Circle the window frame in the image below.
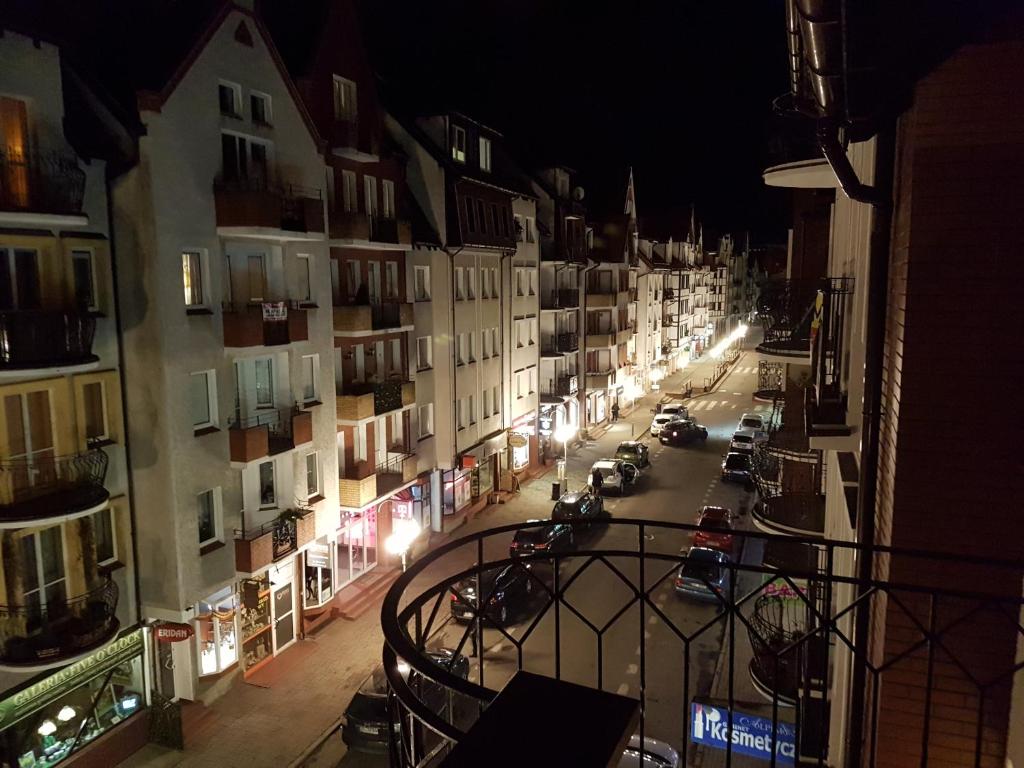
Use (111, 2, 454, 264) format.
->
(418, 403, 434, 438)
(182, 249, 207, 309)
(416, 336, 432, 371)
(71, 249, 99, 312)
(333, 75, 358, 120)
(414, 265, 431, 301)
(95, 507, 117, 566)
(258, 460, 277, 509)
(296, 253, 313, 304)
(197, 488, 222, 547)
(451, 125, 466, 163)
(218, 81, 242, 118)
(301, 353, 320, 404)
(305, 452, 321, 500)
(190, 370, 218, 432)
(82, 380, 110, 444)
(250, 90, 272, 126)
(479, 136, 492, 172)
(382, 179, 395, 219)
(341, 170, 358, 213)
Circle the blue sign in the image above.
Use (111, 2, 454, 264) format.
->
(690, 703, 796, 764)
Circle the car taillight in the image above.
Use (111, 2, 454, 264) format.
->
(675, 578, 685, 587)
(535, 542, 548, 550)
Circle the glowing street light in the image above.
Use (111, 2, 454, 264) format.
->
(554, 422, 577, 487)
(709, 323, 749, 359)
(385, 517, 422, 572)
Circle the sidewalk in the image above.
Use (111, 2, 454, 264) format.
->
(121, 346, 748, 768)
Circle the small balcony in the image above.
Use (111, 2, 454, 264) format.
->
(214, 179, 325, 240)
(370, 216, 413, 246)
(0, 311, 97, 373)
(752, 491, 825, 538)
(234, 507, 316, 574)
(748, 589, 828, 706)
(585, 331, 614, 348)
(337, 380, 415, 422)
(0, 580, 119, 670)
(329, 116, 379, 162)
(229, 407, 313, 463)
(340, 462, 377, 508)
(585, 290, 623, 309)
(330, 209, 370, 240)
(755, 279, 819, 359)
(376, 453, 418, 497)
(541, 332, 579, 357)
(555, 375, 578, 396)
(0, 450, 110, 529)
(540, 289, 580, 310)
(222, 302, 308, 348)
(333, 302, 414, 334)
(0, 148, 87, 227)
(806, 278, 855, 441)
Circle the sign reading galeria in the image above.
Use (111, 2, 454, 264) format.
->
(691, 702, 796, 764)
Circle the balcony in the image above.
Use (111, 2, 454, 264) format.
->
(554, 375, 578, 397)
(376, 453, 418, 497)
(337, 380, 414, 422)
(213, 179, 325, 241)
(0, 148, 87, 227)
(222, 302, 308, 347)
(0, 580, 118, 670)
(234, 507, 316, 574)
(329, 116, 379, 162)
(584, 331, 613, 348)
(585, 290, 625, 309)
(541, 333, 579, 357)
(540, 289, 580, 310)
(229, 407, 314, 463)
(615, 328, 631, 345)
(333, 302, 414, 334)
(806, 278, 855, 441)
(0, 311, 97, 374)
(584, 371, 614, 391)
(0, 450, 109, 529)
(381, 520, 1024, 768)
(370, 216, 412, 246)
(755, 279, 820, 359)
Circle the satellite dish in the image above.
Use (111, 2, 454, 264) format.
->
(572, 186, 585, 201)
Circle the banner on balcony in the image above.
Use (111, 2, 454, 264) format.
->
(262, 301, 287, 321)
(690, 702, 796, 764)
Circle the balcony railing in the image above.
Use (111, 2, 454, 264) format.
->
(339, 379, 415, 419)
(333, 301, 414, 333)
(0, 311, 97, 370)
(0, 579, 118, 667)
(541, 289, 580, 310)
(0, 450, 109, 526)
(556, 375, 578, 396)
(755, 279, 822, 357)
(222, 301, 309, 347)
(807, 278, 855, 437)
(229, 406, 313, 463)
(381, 520, 1024, 768)
(0, 148, 86, 217)
(213, 178, 325, 235)
(234, 506, 316, 573)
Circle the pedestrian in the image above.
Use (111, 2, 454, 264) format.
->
(591, 466, 604, 496)
(611, 401, 620, 422)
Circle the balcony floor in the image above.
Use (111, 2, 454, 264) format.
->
(0, 486, 110, 529)
(753, 493, 825, 537)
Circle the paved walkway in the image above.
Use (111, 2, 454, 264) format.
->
(121, 346, 747, 768)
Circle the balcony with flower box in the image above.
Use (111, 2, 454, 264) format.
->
(222, 301, 308, 348)
(234, 507, 316, 574)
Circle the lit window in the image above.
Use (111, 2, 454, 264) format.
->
(452, 125, 466, 162)
(479, 137, 491, 172)
(301, 354, 319, 403)
(182, 251, 205, 307)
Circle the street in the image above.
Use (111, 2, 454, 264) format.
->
(328, 348, 774, 767)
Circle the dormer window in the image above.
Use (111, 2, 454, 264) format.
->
(451, 125, 466, 163)
(479, 137, 492, 172)
(333, 76, 357, 120)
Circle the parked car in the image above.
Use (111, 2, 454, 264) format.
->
(692, 506, 735, 555)
(590, 459, 640, 495)
(618, 735, 681, 768)
(674, 547, 732, 603)
(738, 412, 766, 431)
(615, 440, 650, 468)
(659, 419, 708, 446)
(341, 648, 469, 753)
(551, 490, 606, 526)
(510, 520, 575, 558)
(650, 414, 674, 437)
(721, 451, 753, 485)
(659, 403, 688, 420)
(729, 431, 755, 454)
(450, 564, 535, 625)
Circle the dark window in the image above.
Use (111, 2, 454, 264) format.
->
(476, 201, 486, 233)
(221, 133, 246, 182)
(218, 84, 237, 116)
(465, 198, 475, 232)
(490, 204, 499, 236)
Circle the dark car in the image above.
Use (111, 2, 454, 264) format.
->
(659, 419, 708, 446)
(551, 490, 606, 526)
(341, 648, 469, 753)
(450, 564, 535, 625)
(615, 440, 651, 468)
(721, 451, 753, 484)
(674, 547, 732, 603)
(510, 520, 575, 558)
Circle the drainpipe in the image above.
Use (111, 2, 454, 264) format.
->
(580, 259, 598, 429)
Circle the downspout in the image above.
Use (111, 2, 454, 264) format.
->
(580, 259, 598, 429)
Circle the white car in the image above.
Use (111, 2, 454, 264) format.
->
(660, 403, 688, 420)
(738, 412, 766, 431)
(590, 459, 640, 496)
(730, 428, 768, 454)
(618, 735, 680, 768)
(650, 414, 673, 437)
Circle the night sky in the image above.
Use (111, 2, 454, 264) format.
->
(359, 0, 790, 240)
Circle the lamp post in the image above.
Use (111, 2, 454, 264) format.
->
(385, 517, 421, 573)
(554, 422, 577, 490)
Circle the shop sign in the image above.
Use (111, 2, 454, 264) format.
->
(0, 629, 144, 729)
(461, 455, 477, 469)
(155, 622, 194, 643)
(262, 301, 287, 321)
(690, 702, 795, 764)
(306, 542, 331, 569)
(508, 433, 529, 448)
(511, 411, 535, 431)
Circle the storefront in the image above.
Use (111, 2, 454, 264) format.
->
(443, 468, 472, 516)
(509, 411, 536, 473)
(586, 390, 607, 426)
(195, 586, 238, 677)
(0, 629, 147, 768)
(336, 508, 378, 587)
(389, 479, 431, 534)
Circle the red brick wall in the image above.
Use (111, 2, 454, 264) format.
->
(872, 36, 1024, 768)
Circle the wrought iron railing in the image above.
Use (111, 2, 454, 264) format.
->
(0, 310, 97, 369)
(381, 520, 1024, 768)
(808, 278, 855, 432)
(0, 579, 118, 665)
(0, 148, 86, 215)
(756, 279, 821, 356)
(235, 506, 314, 561)
(0, 449, 109, 522)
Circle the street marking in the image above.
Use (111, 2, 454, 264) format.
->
(626, 663, 638, 675)
(617, 683, 630, 696)
(732, 392, 743, 395)
(705, 401, 716, 410)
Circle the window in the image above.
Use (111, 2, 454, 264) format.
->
(525, 217, 535, 243)
(479, 137, 492, 171)
(483, 388, 491, 418)
(94, 508, 116, 565)
(490, 204, 499, 236)
(468, 332, 476, 362)
(528, 318, 537, 345)
(254, 358, 274, 408)
(333, 76, 357, 119)
(296, 253, 313, 303)
(455, 267, 465, 300)
(182, 250, 205, 307)
(301, 354, 319, 403)
(221, 132, 270, 184)
(528, 270, 536, 296)
(258, 460, 276, 508)
(364, 175, 378, 216)
(416, 336, 432, 371)
(218, 81, 241, 117)
(82, 381, 108, 443)
(414, 265, 431, 301)
(250, 92, 271, 125)
(465, 197, 476, 233)
(457, 399, 465, 430)
(481, 267, 490, 299)
(385, 261, 399, 299)
(418, 403, 434, 438)
(466, 268, 476, 299)
(516, 269, 525, 297)
(516, 320, 524, 348)
(0, 248, 41, 310)
(190, 371, 217, 430)
(476, 200, 486, 233)
(382, 180, 395, 218)
(341, 170, 357, 212)
(514, 214, 524, 242)
(198, 489, 220, 545)
(305, 452, 320, 499)
(491, 327, 500, 358)
(516, 371, 524, 398)
(468, 395, 476, 424)
(72, 250, 97, 312)
(491, 268, 498, 298)
(451, 125, 466, 162)
(492, 385, 500, 415)
(21, 527, 66, 612)
(345, 259, 360, 299)
(481, 328, 490, 359)
(530, 367, 538, 394)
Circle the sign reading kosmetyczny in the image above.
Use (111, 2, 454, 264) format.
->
(691, 702, 796, 764)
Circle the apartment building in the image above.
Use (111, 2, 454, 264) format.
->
(531, 167, 586, 460)
(388, 111, 535, 526)
(93, 3, 340, 703)
(633, 241, 665, 393)
(264, 0, 424, 609)
(0, 29, 144, 768)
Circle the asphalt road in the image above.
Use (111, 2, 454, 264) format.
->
(331, 351, 769, 767)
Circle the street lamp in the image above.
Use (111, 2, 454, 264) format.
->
(554, 422, 577, 489)
(385, 517, 421, 572)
